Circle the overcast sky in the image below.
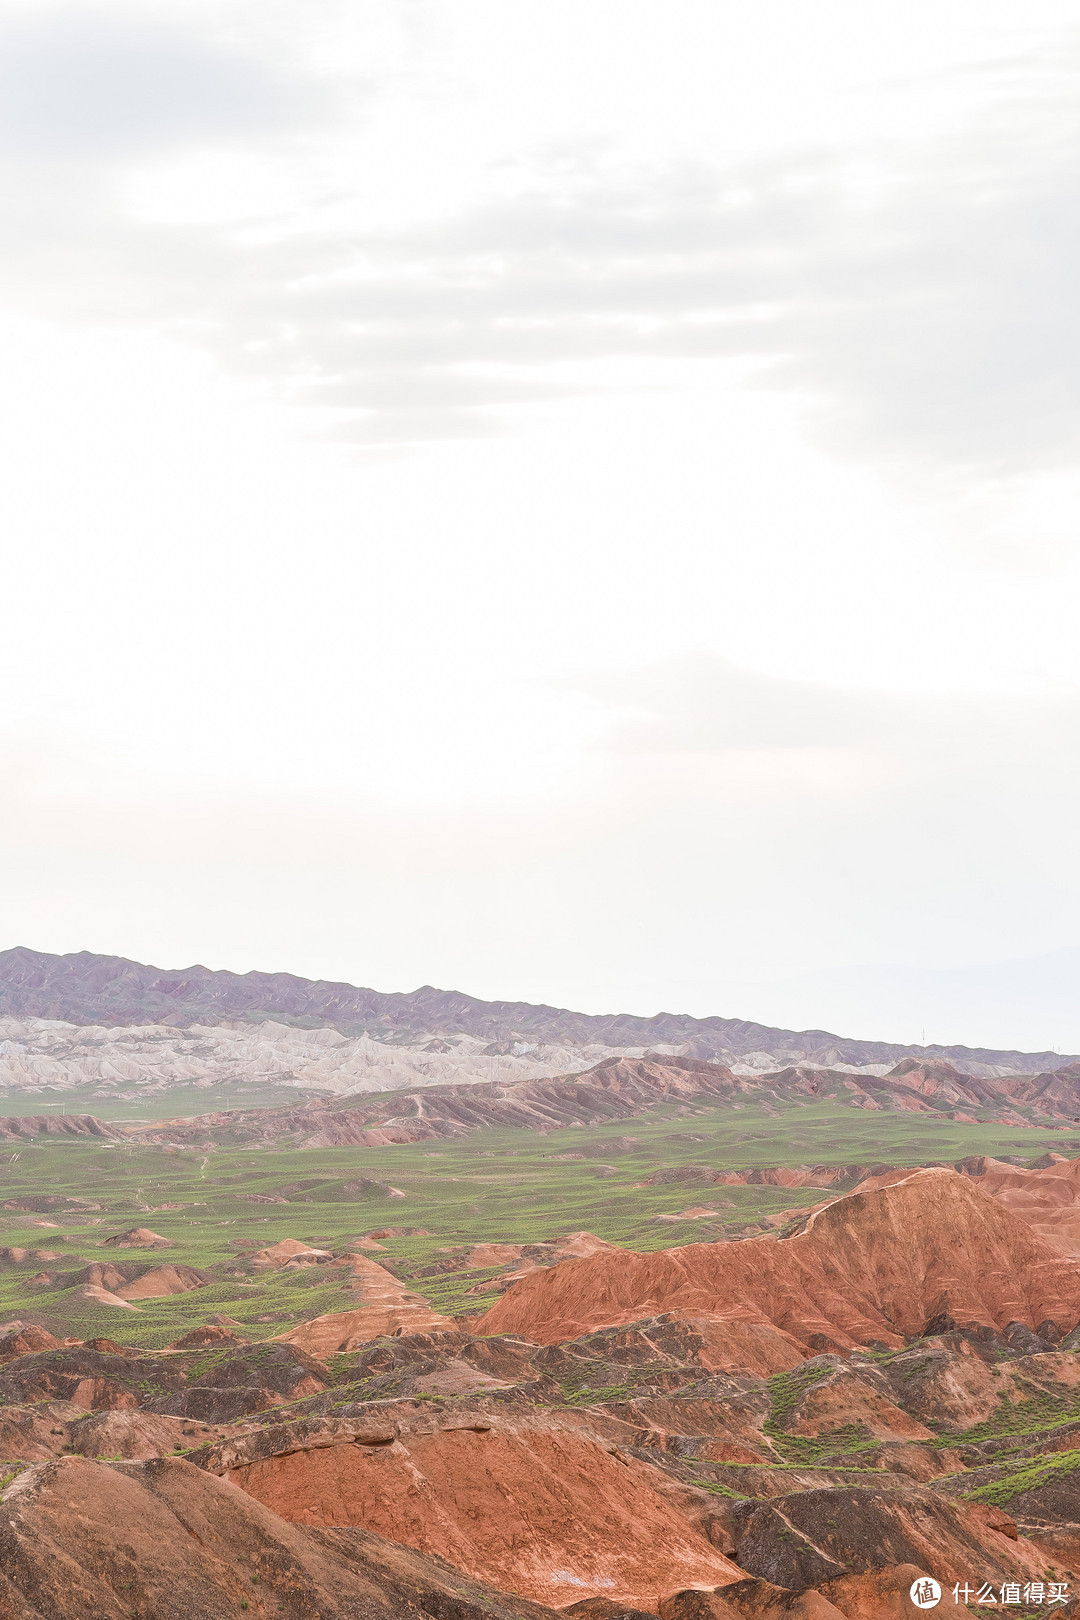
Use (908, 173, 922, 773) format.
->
(1, 0, 1079, 1051)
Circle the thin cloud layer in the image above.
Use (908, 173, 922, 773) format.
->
(584, 654, 1080, 771)
(0, 7, 319, 156)
(0, 4, 1076, 472)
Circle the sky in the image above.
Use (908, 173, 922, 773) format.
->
(1, 0, 1079, 1052)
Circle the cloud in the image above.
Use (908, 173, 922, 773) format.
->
(581, 653, 1080, 772)
(311, 106, 1080, 470)
(0, 6, 318, 157)
(170, 99, 1080, 469)
(0, 5, 1077, 473)
(769, 123, 1080, 477)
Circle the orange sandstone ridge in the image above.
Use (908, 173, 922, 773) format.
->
(476, 1168, 1080, 1356)
(963, 1153, 1080, 1257)
(222, 1418, 744, 1607)
(275, 1251, 455, 1354)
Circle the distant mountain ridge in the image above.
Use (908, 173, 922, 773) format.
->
(128, 1054, 1080, 1150)
(0, 946, 1073, 1074)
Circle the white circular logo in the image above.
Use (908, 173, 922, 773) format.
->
(910, 1579, 942, 1609)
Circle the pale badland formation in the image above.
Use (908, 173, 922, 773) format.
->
(2, 947, 1080, 1618)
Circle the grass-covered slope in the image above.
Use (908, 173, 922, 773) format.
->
(1, 1095, 1075, 1348)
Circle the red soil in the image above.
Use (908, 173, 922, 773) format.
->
(476, 1169, 1080, 1353)
(225, 1420, 742, 1608)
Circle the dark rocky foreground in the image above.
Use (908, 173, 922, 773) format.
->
(0, 1451, 564, 1620)
(4, 1308, 1080, 1614)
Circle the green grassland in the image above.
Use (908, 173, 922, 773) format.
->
(0, 1092, 1074, 1350)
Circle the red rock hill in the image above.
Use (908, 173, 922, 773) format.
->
(476, 1169, 1080, 1357)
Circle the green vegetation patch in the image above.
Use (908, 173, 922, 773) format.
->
(0, 1097, 1074, 1348)
(765, 1362, 832, 1426)
(763, 1423, 878, 1467)
(964, 1447, 1080, 1507)
(554, 1364, 671, 1406)
(933, 1379, 1080, 1450)
(759, 1364, 880, 1464)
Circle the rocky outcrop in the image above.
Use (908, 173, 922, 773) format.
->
(0, 1339, 327, 1423)
(30, 1258, 209, 1305)
(167, 1324, 248, 1349)
(250, 1237, 335, 1269)
(274, 1254, 457, 1353)
(181, 1343, 329, 1416)
(0, 1012, 639, 1103)
(0, 1400, 84, 1461)
(0, 1324, 60, 1359)
(0, 1112, 120, 1140)
(72, 1262, 136, 1292)
(726, 1487, 1052, 1589)
(73, 1283, 141, 1310)
(212, 1415, 744, 1608)
(959, 1155, 1080, 1256)
(660, 1566, 946, 1620)
(0, 1453, 564, 1620)
(877, 1340, 1029, 1432)
(767, 1360, 933, 1442)
(104, 1227, 172, 1249)
(65, 1409, 220, 1459)
(114, 1264, 208, 1301)
(0, 1344, 179, 1410)
(476, 1170, 1080, 1349)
